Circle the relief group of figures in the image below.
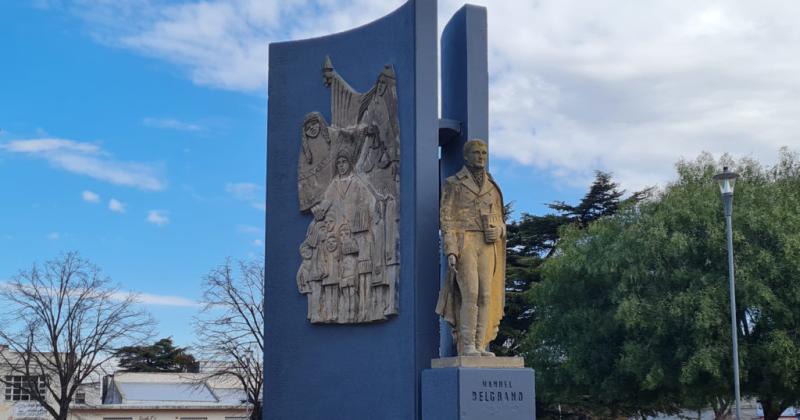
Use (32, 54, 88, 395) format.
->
(296, 58, 401, 324)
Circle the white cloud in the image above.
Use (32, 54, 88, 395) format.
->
(47, 232, 60, 241)
(66, 1, 800, 192)
(108, 198, 126, 213)
(146, 210, 169, 226)
(252, 239, 263, 247)
(2, 282, 197, 307)
(111, 291, 199, 307)
(440, 0, 800, 190)
(225, 182, 265, 211)
(1, 138, 166, 191)
(142, 117, 203, 131)
(137, 292, 198, 307)
(3, 138, 99, 154)
(82, 190, 100, 203)
(67, 0, 400, 92)
(237, 224, 263, 235)
(225, 182, 260, 199)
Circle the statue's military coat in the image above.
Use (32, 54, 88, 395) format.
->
(436, 166, 506, 349)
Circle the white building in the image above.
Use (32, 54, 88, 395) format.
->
(1, 346, 251, 420)
(1, 345, 54, 420)
(70, 372, 251, 420)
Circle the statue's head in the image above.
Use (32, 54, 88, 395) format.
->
(338, 223, 352, 240)
(322, 56, 334, 87)
(303, 112, 328, 142)
(376, 65, 395, 96)
(325, 233, 339, 252)
(463, 139, 488, 170)
(324, 217, 336, 233)
(335, 142, 355, 176)
(366, 124, 381, 148)
(336, 155, 352, 176)
(305, 119, 320, 139)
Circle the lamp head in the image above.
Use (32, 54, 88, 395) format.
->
(713, 166, 739, 196)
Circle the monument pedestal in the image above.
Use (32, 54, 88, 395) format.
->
(421, 358, 535, 420)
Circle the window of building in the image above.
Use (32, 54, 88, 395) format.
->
(102, 417, 133, 420)
(3, 376, 47, 401)
(180, 417, 208, 420)
(225, 417, 249, 420)
(74, 392, 86, 404)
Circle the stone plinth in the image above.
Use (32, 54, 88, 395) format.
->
(432, 356, 525, 369)
(421, 366, 535, 420)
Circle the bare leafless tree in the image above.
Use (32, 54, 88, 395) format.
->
(0, 252, 155, 420)
(195, 257, 264, 420)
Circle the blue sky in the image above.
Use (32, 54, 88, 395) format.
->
(0, 1, 581, 347)
(1, 2, 270, 346)
(2, 0, 798, 347)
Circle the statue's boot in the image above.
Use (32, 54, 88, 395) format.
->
(475, 309, 495, 357)
(457, 287, 481, 356)
(459, 342, 481, 357)
(459, 327, 481, 357)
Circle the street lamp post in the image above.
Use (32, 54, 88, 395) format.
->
(713, 166, 741, 420)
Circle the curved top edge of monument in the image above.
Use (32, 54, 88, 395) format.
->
(269, 0, 411, 48)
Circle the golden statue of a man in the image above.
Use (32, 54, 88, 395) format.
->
(436, 139, 506, 357)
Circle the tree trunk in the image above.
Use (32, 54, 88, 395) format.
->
(713, 400, 731, 420)
(761, 399, 787, 420)
(713, 411, 730, 420)
(249, 402, 262, 420)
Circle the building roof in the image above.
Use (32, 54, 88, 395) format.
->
(212, 388, 248, 405)
(116, 382, 217, 404)
(102, 372, 249, 409)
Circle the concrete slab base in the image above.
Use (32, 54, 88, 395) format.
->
(421, 367, 535, 420)
(431, 356, 525, 368)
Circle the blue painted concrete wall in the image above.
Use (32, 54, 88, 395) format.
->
(265, 1, 438, 419)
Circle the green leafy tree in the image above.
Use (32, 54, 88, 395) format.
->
(492, 171, 640, 356)
(525, 150, 800, 420)
(115, 337, 199, 373)
(525, 208, 673, 418)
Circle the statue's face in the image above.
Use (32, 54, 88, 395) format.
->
(377, 78, 387, 96)
(324, 218, 336, 233)
(366, 125, 380, 147)
(325, 235, 338, 252)
(336, 156, 351, 176)
(465, 143, 488, 169)
(305, 120, 320, 138)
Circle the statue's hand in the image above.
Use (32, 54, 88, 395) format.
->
(311, 202, 328, 221)
(484, 225, 499, 243)
(447, 254, 457, 271)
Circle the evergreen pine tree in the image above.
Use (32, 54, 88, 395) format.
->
(492, 171, 643, 355)
(115, 337, 199, 373)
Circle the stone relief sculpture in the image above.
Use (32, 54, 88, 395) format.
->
(436, 139, 506, 356)
(296, 56, 400, 324)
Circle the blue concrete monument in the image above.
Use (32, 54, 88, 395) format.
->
(265, 1, 535, 419)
